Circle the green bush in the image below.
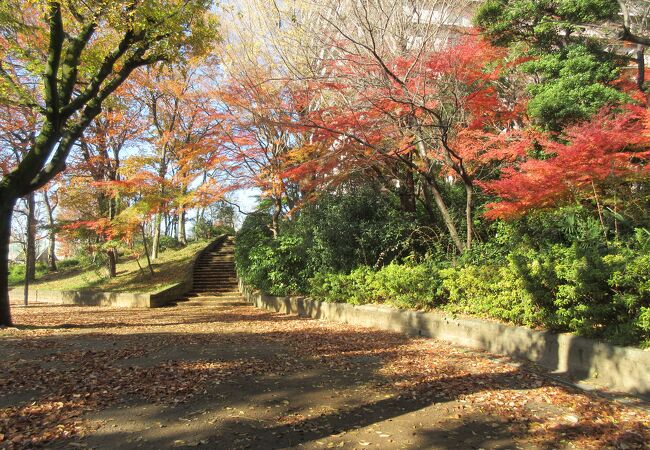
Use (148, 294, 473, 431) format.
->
(8, 262, 50, 286)
(440, 262, 545, 327)
(604, 229, 650, 347)
(158, 236, 183, 251)
(295, 188, 419, 274)
(234, 188, 650, 347)
(368, 262, 441, 309)
(236, 187, 420, 296)
(235, 212, 275, 292)
(308, 233, 650, 347)
(310, 261, 442, 310)
(57, 258, 81, 270)
(195, 217, 235, 241)
(235, 213, 309, 296)
(309, 267, 376, 305)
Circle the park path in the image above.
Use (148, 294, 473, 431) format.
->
(1, 297, 649, 449)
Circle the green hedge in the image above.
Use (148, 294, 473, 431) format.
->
(307, 233, 650, 347)
(235, 196, 650, 347)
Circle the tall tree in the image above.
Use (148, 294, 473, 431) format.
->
(0, 0, 218, 326)
(132, 59, 224, 257)
(476, 0, 650, 99)
(68, 93, 146, 277)
(290, 33, 514, 252)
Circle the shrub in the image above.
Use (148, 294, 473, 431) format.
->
(368, 262, 441, 309)
(8, 262, 50, 286)
(440, 261, 545, 327)
(57, 258, 81, 270)
(604, 229, 650, 347)
(309, 267, 376, 305)
(234, 189, 650, 347)
(236, 188, 420, 296)
(235, 213, 309, 296)
(158, 236, 183, 251)
(295, 187, 418, 274)
(195, 217, 235, 241)
(310, 261, 443, 310)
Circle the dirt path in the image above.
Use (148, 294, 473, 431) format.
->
(1, 299, 648, 449)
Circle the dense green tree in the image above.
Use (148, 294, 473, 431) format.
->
(523, 45, 629, 129)
(475, 0, 620, 49)
(476, 0, 647, 129)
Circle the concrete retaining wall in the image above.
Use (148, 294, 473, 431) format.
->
(239, 281, 650, 396)
(9, 236, 228, 308)
(10, 289, 154, 307)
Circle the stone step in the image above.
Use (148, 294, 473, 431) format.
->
(182, 301, 244, 307)
(193, 277, 236, 280)
(193, 273, 236, 276)
(193, 276, 237, 280)
(193, 274, 236, 278)
(192, 285, 238, 290)
(172, 239, 241, 306)
(189, 291, 240, 296)
(187, 290, 240, 295)
(193, 280, 237, 284)
(194, 271, 236, 275)
(195, 264, 234, 267)
(185, 293, 242, 298)
(193, 270, 235, 274)
(193, 269, 236, 272)
(186, 294, 241, 299)
(196, 263, 235, 267)
(193, 277, 237, 281)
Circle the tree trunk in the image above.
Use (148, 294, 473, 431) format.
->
(428, 179, 465, 253)
(637, 45, 646, 92)
(398, 156, 417, 214)
(107, 196, 119, 278)
(420, 182, 439, 224)
(0, 194, 17, 326)
(271, 196, 282, 239)
(464, 182, 474, 250)
(151, 213, 161, 260)
(42, 191, 57, 271)
(48, 233, 56, 271)
(26, 192, 36, 282)
(141, 225, 155, 275)
(414, 140, 465, 252)
(23, 254, 29, 306)
(107, 250, 117, 278)
(178, 210, 187, 246)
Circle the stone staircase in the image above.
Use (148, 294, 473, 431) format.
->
(176, 236, 243, 306)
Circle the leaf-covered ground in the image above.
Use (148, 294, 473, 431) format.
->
(0, 299, 648, 449)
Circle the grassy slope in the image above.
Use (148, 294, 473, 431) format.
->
(11, 240, 209, 293)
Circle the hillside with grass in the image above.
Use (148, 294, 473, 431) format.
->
(10, 240, 209, 294)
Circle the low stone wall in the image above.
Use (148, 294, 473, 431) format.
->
(239, 281, 650, 396)
(10, 289, 154, 307)
(9, 236, 228, 308)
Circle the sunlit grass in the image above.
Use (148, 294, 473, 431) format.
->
(11, 240, 209, 293)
